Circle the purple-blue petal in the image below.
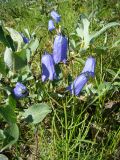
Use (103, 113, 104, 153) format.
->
(42, 53, 57, 82)
(23, 36, 29, 44)
(50, 10, 61, 23)
(48, 20, 55, 31)
(52, 34, 68, 64)
(66, 74, 88, 96)
(81, 56, 96, 77)
(13, 82, 28, 99)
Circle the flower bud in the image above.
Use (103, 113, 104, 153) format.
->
(50, 10, 61, 23)
(48, 20, 55, 31)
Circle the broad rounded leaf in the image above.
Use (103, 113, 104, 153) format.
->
(0, 57, 7, 75)
(5, 27, 23, 51)
(14, 49, 27, 70)
(22, 103, 52, 124)
(0, 154, 8, 160)
(1, 123, 19, 152)
(0, 24, 8, 46)
(0, 129, 5, 141)
(0, 105, 17, 123)
(4, 47, 13, 70)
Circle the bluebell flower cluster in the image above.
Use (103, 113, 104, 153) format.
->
(41, 10, 68, 82)
(48, 10, 61, 31)
(12, 10, 96, 99)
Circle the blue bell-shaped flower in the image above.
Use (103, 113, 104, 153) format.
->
(52, 34, 68, 64)
(42, 53, 57, 82)
(48, 20, 55, 31)
(50, 10, 61, 23)
(66, 74, 88, 96)
(81, 56, 96, 77)
(13, 82, 28, 99)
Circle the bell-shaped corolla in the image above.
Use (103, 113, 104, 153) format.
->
(81, 56, 96, 77)
(52, 34, 68, 64)
(50, 10, 61, 23)
(13, 82, 28, 99)
(66, 74, 88, 96)
(48, 20, 55, 31)
(42, 53, 57, 82)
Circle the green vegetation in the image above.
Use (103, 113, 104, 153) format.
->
(0, 0, 120, 159)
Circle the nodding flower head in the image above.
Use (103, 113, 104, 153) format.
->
(81, 56, 96, 77)
(52, 34, 68, 64)
(42, 53, 57, 82)
(50, 10, 61, 23)
(21, 33, 29, 44)
(13, 82, 28, 99)
(66, 74, 88, 96)
(48, 20, 55, 31)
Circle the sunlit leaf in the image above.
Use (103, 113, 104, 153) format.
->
(22, 103, 52, 124)
(5, 27, 23, 51)
(0, 154, 8, 160)
(0, 105, 17, 123)
(0, 57, 7, 75)
(90, 22, 120, 41)
(14, 49, 27, 70)
(4, 47, 13, 70)
(0, 22, 8, 46)
(1, 123, 19, 152)
(0, 130, 5, 141)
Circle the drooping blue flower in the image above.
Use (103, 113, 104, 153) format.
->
(22, 36, 29, 44)
(42, 53, 57, 82)
(50, 10, 61, 23)
(81, 56, 96, 77)
(48, 20, 55, 31)
(13, 82, 28, 99)
(52, 34, 68, 64)
(21, 33, 29, 44)
(66, 74, 88, 96)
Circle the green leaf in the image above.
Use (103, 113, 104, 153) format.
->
(0, 154, 8, 160)
(6, 35, 15, 52)
(22, 103, 52, 124)
(25, 38, 39, 62)
(0, 105, 17, 123)
(8, 95, 16, 110)
(0, 23, 8, 46)
(106, 69, 117, 76)
(14, 49, 27, 70)
(4, 47, 13, 70)
(26, 38, 39, 53)
(0, 57, 7, 75)
(1, 123, 19, 152)
(77, 14, 90, 49)
(111, 39, 120, 48)
(0, 130, 5, 141)
(76, 24, 84, 39)
(5, 27, 23, 52)
(90, 22, 120, 41)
